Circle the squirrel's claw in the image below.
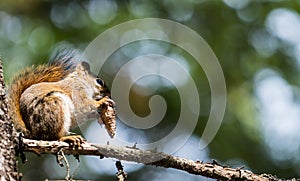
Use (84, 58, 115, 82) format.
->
(59, 135, 85, 147)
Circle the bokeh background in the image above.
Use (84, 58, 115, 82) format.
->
(1, 0, 300, 180)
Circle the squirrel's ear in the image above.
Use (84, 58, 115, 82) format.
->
(81, 61, 91, 71)
(76, 61, 91, 73)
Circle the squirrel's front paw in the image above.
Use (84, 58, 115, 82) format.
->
(96, 96, 115, 108)
(59, 135, 85, 147)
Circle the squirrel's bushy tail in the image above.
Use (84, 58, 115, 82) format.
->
(7, 50, 78, 136)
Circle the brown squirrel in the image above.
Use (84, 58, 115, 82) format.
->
(7, 50, 116, 145)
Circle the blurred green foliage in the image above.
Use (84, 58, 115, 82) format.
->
(1, 0, 300, 180)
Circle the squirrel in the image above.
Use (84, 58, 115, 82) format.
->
(7, 50, 115, 145)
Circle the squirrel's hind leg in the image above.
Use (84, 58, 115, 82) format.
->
(45, 92, 86, 147)
(59, 135, 85, 147)
(20, 91, 75, 141)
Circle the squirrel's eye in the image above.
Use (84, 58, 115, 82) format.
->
(96, 78, 104, 86)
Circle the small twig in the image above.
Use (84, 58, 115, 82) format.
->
(56, 150, 70, 180)
(71, 163, 80, 180)
(56, 149, 64, 167)
(115, 161, 127, 181)
(16, 133, 27, 163)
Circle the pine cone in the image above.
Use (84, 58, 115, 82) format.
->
(98, 98, 116, 138)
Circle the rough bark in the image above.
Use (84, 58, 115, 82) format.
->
(0, 59, 19, 180)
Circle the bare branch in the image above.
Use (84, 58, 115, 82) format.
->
(20, 138, 284, 181)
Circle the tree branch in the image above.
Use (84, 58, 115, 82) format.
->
(20, 138, 284, 181)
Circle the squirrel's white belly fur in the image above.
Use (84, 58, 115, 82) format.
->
(52, 92, 74, 135)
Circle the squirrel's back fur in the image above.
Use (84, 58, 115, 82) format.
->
(7, 50, 78, 136)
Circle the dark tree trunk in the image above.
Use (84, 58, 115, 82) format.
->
(0, 59, 19, 180)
